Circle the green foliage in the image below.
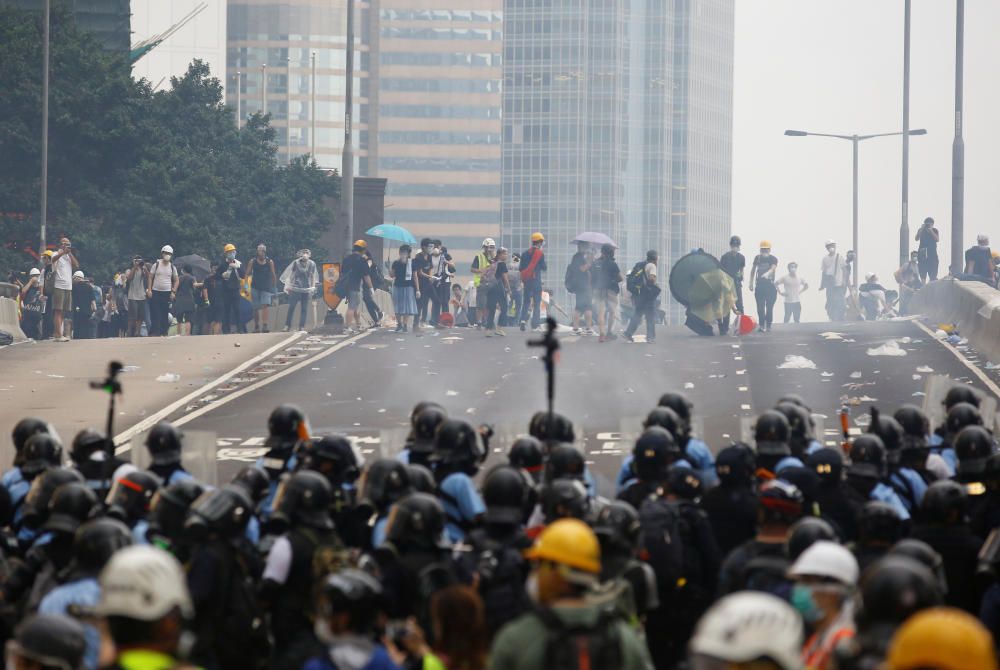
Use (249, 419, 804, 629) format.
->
(0, 6, 338, 281)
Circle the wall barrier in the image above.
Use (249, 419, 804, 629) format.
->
(0, 287, 26, 342)
(912, 278, 1000, 364)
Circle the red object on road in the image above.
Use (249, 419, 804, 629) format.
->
(738, 314, 756, 335)
(438, 313, 454, 328)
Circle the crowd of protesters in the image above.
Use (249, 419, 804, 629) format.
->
(4, 383, 1000, 670)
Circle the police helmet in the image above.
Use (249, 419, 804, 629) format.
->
(75, 517, 134, 574)
(268, 404, 307, 440)
(508, 436, 545, 476)
(715, 444, 756, 486)
(528, 411, 576, 446)
(775, 401, 813, 456)
(657, 392, 694, 429)
(545, 444, 588, 484)
(148, 479, 206, 542)
(431, 419, 486, 474)
(859, 501, 903, 545)
(867, 410, 904, 459)
(384, 492, 448, 550)
(145, 422, 183, 466)
(889, 539, 948, 595)
(406, 464, 436, 495)
(482, 465, 532, 525)
(359, 459, 411, 513)
(895, 405, 930, 439)
(945, 402, 983, 436)
(106, 470, 162, 525)
(858, 556, 943, 626)
(631, 427, 680, 483)
(666, 465, 703, 500)
(231, 466, 270, 507)
(919, 480, 968, 525)
(777, 393, 812, 412)
(21, 433, 64, 480)
(944, 385, 981, 410)
(318, 569, 385, 635)
(758, 479, 804, 524)
(9, 614, 87, 670)
(541, 478, 589, 524)
(642, 407, 684, 441)
(21, 467, 84, 530)
(12, 418, 51, 458)
(754, 410, 791, 457)
(303, 435, 360, 484)
(271, 471, 334, 531)
(848, 435, 888, 479)
(410, 404, 448, 456)
(42, 482, 98, 535)
(593, 500, 641, 554)
(184, 486, 254, 539)
(787, 517, 838, 561)
(807, 448, 844, 485)
(955, 425, 994, 482)
(70, 428, 106, 464)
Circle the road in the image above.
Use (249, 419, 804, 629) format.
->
(149, 318, 1000, 493)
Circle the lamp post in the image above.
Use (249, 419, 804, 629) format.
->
(39, 0, 50, 255)
(235, 70, 241, 128)
(342, 0, 356, 248)
(901, 0, 912, 267)
(784, 128, 927, 286)
(951, 0, 965, 275)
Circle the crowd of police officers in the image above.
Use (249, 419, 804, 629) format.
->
(1, 384, 1000, 670)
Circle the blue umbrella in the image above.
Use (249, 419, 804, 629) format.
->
(366, 224, 417, 245)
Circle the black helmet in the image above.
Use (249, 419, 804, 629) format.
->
(528, 411, 575, 446)
(482, 465, 532, 525)
(406, 464, 436, 494)
(715, 444, 756, 486)
(985, 453, 1000, 483)
(21, 433, 64, 480)
(778, 393, 812, 412)
(889, 539, 948, 595)
(231, 466, 270, 506)
(919, 480, 968, 525)
(657, 393, 694, 430)
(787, 517, 838, 560)
(10, 614, 87, 670)
(385, 492, 447, 550)
(272, 471, 334, 530)
(186, 485, 255, 538)
(867, 410, 904, 458)
(318, 569, 385, 634)
(642, 407, 684, 441)
(359, 460, 411, 513)
(895, 405, 930, 439)
(944, 385, 980, 409)
(42, 482, 98, 535)
(410, 404, 448, 457)
(859, 501, 903, 545)
(946, 402, 982, 436)
(858, 556, 943, 626)
(754, 410, 791, 456)
(775, 401, 813, 456)
(848, 435, 888, 479)
(70, 428, 106, 464)
(303, 435, 360, 484)
(74, 517, 133, 574)
(632, 426, 681, 483)
(431, 419, 486, 474)
(106, 470, 161, 525)
(12, 418, 50, 458)
(666, 466, 703, 501)
(145, 422, 183, 466)
(545, 444, 587, 484)
(807, 448, 844, 485)
(21, 468, 84, 529)
(593, 500, 641, 554)
(955, 425, 994, 482)
(268, 404, 307, 440)
(541, 478, 589, 523)
(729, 235, 742, 247)
(508, 436, 545, 475)
(758, 479, 804, 524)
(148, 479, 206, 542)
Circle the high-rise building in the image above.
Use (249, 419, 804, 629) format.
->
(131, 0, 227, 92)
(1, 0, 130, 52)
(501, 0, 734, 320)
(373, 3, 503, 267)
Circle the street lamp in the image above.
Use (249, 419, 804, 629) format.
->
(784, 128, 927, 286)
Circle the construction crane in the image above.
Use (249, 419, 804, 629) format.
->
(129, 2, 208, 64)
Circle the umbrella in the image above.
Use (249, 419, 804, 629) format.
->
(688, 270, 737, 323)
(571, 232, 617, 248)
(669, 251, 721, 307)
(366, 224, 417, 245)
(173, 254, 212, 280)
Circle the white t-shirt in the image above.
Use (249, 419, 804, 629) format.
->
(150, 261, 176, 292)
(644, 262, 658, 282)
(821, 253, 847, 287)
(53, 253, 73, 290)
(776, 274, 807, 303)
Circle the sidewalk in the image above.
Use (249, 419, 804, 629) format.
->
(0, 333, 293, 462)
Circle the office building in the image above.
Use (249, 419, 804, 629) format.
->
(501, 0, 734, 320)
(131, 0, 227, 92)
(1, 0, 130, 52)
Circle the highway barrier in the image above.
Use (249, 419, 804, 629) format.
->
(913, 278, 1000, 364)
(0, 282, 26, 343)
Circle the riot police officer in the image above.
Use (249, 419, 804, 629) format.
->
(399, 403, 447, 467)
(593, 500, 659, 622)
(257, 404, 310, 519)
(753, 410, 796, 476)
(69, 427, 126, 500)
(658, 392, 717, 484)
(868, 410, 927, 514)
(852, 501, 904, 572)
(846, 435, 910, 522)
(106, 469, 161, 544)
(508, 436, 545, 484)
(146, 479, 206, 558)
(357, 459, 412, 548)
(144, 421, 194, 485)
(618, 427, 681, 510)
(299, 435, 364, 548)
(430, 419, 486, 543)
(701, 444, 758, 554)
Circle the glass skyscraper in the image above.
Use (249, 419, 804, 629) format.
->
(501, 0, 734, 320)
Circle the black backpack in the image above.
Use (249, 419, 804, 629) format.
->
(625, 262, 647, 296)
(471, 535, 531, 636)
(739, 552, 793, 601)
(564, 262, 582, 294)
(535, 605, 623, 670)
(638, 497, 686, 594)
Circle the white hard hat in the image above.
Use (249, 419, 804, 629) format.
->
(689, 591, 803, 670)
(161, 245, 174, 254)
(72, 270, 84, 279)
(825, 239, 836, 247)
(788, 540, 859, 586)
(29, 268, 40, 276)
(482, 238, 496, 248)
(97, 545, 193, 620)
(865, 272, 877, 282)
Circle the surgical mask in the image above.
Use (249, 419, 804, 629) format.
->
(789, 266, 797, 273)
(760, 250, 770, 257)
(163, 253, 172, 261)
(298, 256, 309, 265)
(432, 249, 441, 256)
(791, 584, 824, 623)
(526, 573, 540, 603)
(226, 251, 236, 260)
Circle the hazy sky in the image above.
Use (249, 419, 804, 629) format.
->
(732, 0, 1000, 322)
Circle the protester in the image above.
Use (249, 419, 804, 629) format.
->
(775, 261, 808, 324)
(218, 243, 246, 334)
(471, 239, 496, 328)
(894, 251, 923, 315)
(124, 255, 149, 337)
(173, 265, 197, 336)
(50, 238, 79, 342)
(484, 247, 512, 337)
(820, 240, 849, 321)
(281, 249, 319, 332)
(567, 242, 594, 335)
(719, 235, 746, 334)
(964, 234, 995, 284)
(147, 245, 178, 337)
(430, 240, 455, 327)
(390, 244, 419, 334)
(413, 238, 435, 330)
(18, 267, 44, 339)
(517, 233, 546, 331)
(71, 271, 96, 340)
(915, 216, 940, 283)
(247, 243, 278, 333)
(591, 243, 622, 343)
(623, 250, 659, 344)
(748, 241, 779, 332)
(340, 241, 374, 334)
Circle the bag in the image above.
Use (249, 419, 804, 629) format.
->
(520, 249, 544, 281)
(638, 497, 686, 593)
(301, 528, 353, 581)
(564, 263, 582, 294)
(739, 553, 793, 600)
(481, 261, 499, 289)
(536, 604, 623, 670)
(473, 536, 530, 635)
(626, 262, 647, 296)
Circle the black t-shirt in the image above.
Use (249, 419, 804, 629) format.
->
(391, 260, 414, 288)
(752, 254, 779, 282)
(568, 252, 591, 292)
(591, 256, 621, 293)
(917, 226, 939, 254)
(493, 261, 508, 289)
(341, 253, 369, 291)
(72, 282, 94, 315)
(965, 246, 992, 279)
(411, 253, 432, 282)
(720, 251, 746, 283)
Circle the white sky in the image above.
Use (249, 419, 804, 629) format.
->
(732, 0, 1000, 322)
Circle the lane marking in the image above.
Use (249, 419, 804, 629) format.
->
(112, 332, 304, 448)
(914, 320, 1000, 401)
(115, 330, 373, 455)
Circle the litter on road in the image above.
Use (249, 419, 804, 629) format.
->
(156, 373, 180, 383)
(866, 340, 907, 357)
(777, 355, 817, 370)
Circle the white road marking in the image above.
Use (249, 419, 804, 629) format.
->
(914, 320, 1000, 401)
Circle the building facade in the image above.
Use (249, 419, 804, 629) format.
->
(131, 0, 227, 92)
(501, 0, 734, 321)
(1, 0, 130, 52)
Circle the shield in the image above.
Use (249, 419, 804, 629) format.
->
(670, 252, 737, 323)
(366, 224, 417, 245)
(173, 255, 212, 280)
(669, 251, 723, 307)
(322, 262, 342, 310)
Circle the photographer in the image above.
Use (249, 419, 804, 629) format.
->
(125, 255, 150, 337)
(18, 268, 44, 339)
(50, 237, 79, 341)
(430, 239, 455, 327)
(915, 216, 940, 282)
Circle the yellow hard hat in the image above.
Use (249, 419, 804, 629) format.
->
(223, 243, 236, 253)
(531, 232, 545, 243)
(42, 250, 54, 257)
(524, 518, 600, 574)
(759, 240, 772, 249)
(353, 239, 367, 249)
(992, 250, 1000, 259)
(885, 607, 998, 670)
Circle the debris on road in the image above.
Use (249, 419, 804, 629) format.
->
(916, 365, 934, 373)
(777, 355, 817, 370)
(684, 382, 695, 389)
(446, 390, 459, 396)
(821, 372, 834, 377)
(866, 340, 907, 357)
(819, 332, 844, 340)
(156, 373, 180, 383)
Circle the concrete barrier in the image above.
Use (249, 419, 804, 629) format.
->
(0, 295, 26, 343)
(912, 278, 1000, 363)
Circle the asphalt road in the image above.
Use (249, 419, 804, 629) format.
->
(168, 318, 1000, 493)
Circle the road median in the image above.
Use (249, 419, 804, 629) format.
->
(913, 278, 1000, 363)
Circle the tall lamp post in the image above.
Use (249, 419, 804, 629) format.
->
(784, 128, 927, 286)
(951, 0, 965, 275)
(900, 0, 912, 267)
(39, 0, 50, 255)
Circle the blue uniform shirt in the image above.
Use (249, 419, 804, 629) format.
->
(438, 472, 485, 543)
(167, 469, 195, 485)
(929, 434, 958, 472)
(2, 467, 24, 491)
(245, 515, 261, 545)
(684, 438, 718, 487)
(255, 455, 297, 520)
(775, 457, 806, 474)
(805, 440, 824, 456)
(39, 577, 101, 670)
(871, 482, 911, 520)
(132, 519, 150, 545)
(890, 468, 929, 512)
(372, 516, 389, 547)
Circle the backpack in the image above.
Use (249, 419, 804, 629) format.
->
(638, 497, 686, 594)
(739, 552, 793, 601)
(481, 261, 499, 289)
(303, 528, 353, 581)
(626, 262, 647, 296)
(471, 534, 531, 636)
(535, 604, 623, 670)
(564, 262, 583, 294)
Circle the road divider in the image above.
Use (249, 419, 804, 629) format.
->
(0, 294, 26, 343)
(913, 279, 1000, 366)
